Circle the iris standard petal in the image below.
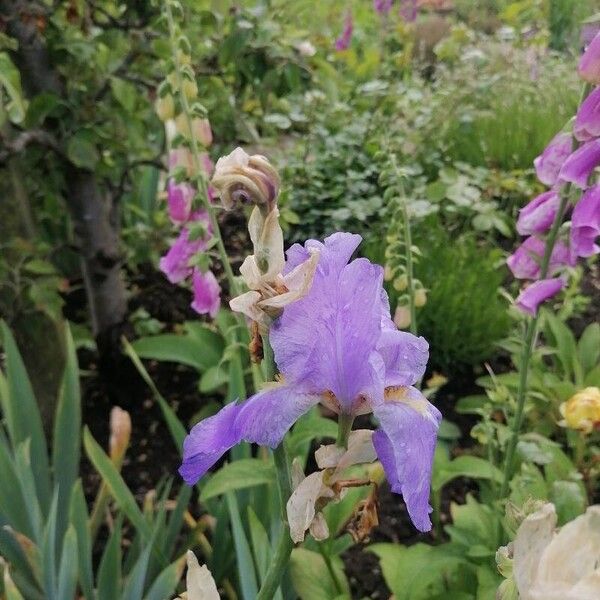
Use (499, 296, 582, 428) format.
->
(236, 384, 320, 448)
(373, 387, 441, 532)
(179, 402, 242, 485)
(271, 234, 385, 410)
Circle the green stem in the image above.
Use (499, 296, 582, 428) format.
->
(499, 191, 571, 499)
(256, 334, 294, 599)
(336, 413, 354, 449)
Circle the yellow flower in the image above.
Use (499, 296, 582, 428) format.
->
(559, 387, 600, 434)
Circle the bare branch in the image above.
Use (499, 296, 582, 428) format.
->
(0, 129, 62, 165)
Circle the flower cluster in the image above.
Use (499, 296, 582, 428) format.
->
(180, 232, 440, 533)
(508, 34, 600, 316)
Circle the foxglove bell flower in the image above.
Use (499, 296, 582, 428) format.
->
(191, 269, 221, 318)
(533, 133, 572, 187)
(167, 180, 195, 224)
(570, 184, 600, 259)
(373, 0, 393, 15)
(516, 191, 561, 235)
(578, 31, 600, 85)
(159, 211, 211, 283)
(180, 233, 440, 532)
(515, 278, 564, 316)
(559, 139, 600, 189)
(334, 12, 353, 51)
(574, 86, 600, 142)
(211, 147, 280, 210)
(507, 236, 573, 280)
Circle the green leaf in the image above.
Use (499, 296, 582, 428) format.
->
(199, 364, 229, 393)
(290, 548, 350, 600)
(52, 326, 80, 544)
(226, 492, 258, 600)
(69, 481, 94, 600)
(144, 557, 185, 600)
(83, 428, 150, 539)
(248, 507, 270, 584)
(41, 493, 58, 600)
(110, 78, 137, 112)
(578, 323, 600, 375)
(2, 562, 26, 600)
(432, 455, 502, 492)
(66, 132, 99, 170)
(56, 526, 78, 600)
(25, 92, 61, 127)
(131, 331, 221, 371)
(0, 52, 26, 123)
(0, 322, 51, 510)
(287, 412, 337, 461)
(551, 480, 586, 525)
(370, 543, 471, 599)
(543, 311, 581, 383)
(97, 516, 122, 600)
(121, 544, 151, 600)
(200, 459, 274, 501)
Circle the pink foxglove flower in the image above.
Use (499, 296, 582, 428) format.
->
(516, 191, 561, 236)
(507, 236, 574, 280)
(570, 184, 600, 259)
(574, 86, 600, 142)
(191, 269, 221, 318)
(578, 31, 600, 85)
(399, 0, 417, 22)
(534, 133, 572, 187)
(334, 11, 353, 51)
(167, 180, 195, 224)
(559, 139, 600, 189)
(180, 233, 440, 532)
(159, 211, 211, 283)
(373, 0, 393, 15)
(516, 278, 564, 316)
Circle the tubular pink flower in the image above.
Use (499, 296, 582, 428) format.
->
(191, 269, 221, 318)
(578, 31, 600, 85)
(559, 139, 600, 189)
(334, 11, 353, 51)
(516, 278, 564, 316)
(574, 86, 600, 142)
(533, 133, 572, 187)
(570, 184, 600, 259)
(167, 180, 194, 224)
(516, 191, 560, 236)
(373, 0, 393, 15)
(507, 236, 574, 280)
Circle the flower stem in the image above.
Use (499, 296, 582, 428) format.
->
(257, 333, 294, 600)
(499, 190, 571, 500)
(336, 413, 354, 449)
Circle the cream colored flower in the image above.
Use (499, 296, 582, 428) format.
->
(559, 387, 600, 434)
(497, 503, 600, 600)
(179, 551, 220, 600)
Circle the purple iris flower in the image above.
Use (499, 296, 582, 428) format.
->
(559, 139, 600, 189)
(507, 236, 574, 280)
(570, 184, 600, 259)
(191, 269, 221, 317)
(334, 11, 353, 51)
(374, 0, 393, 15)
(516, 190, 560, 236)
(574, 86, 600, 142)
(516, 278, 564, 316)
(533, 133, 572, 187)
(578, 31, 600, 85)
(179, 233, 440, 532)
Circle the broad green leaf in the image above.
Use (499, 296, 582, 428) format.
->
(445, 495, 499, 554)
(551, 480, 586, 525)
(432, 455, 503, 492)
(69, 481, 94, 600)
(131, 333, 220, 372)
(199, 364, 229, 393)
(14, 441, 44, 544)
(83, 428, 150, 539)
(52, 326, 80, 544)
(226, 492, 258, 600)
(0, 322, 51, 509)
(543, 311, 581, 384)
(144, 556, 185, 600)
(66, 132, 99, 170)
(290, 548, 350, 600)
(56, 527, 78, 600)
(0, 52, 26, 123)
(370, 543, 472, 599)
(201, 459, 274, 501)
(110, 78, 137, 112)
(578, 323, 600, 375)
(288, 412, 337, 462)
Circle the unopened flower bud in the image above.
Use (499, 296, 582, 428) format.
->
(393, 305, 411, 329)
(155, 94, 175, 122)
(109, 406, 131, 464)
(182, 78, 198, 101)
(194, 119, 213, 147)
(211, 147, 280, 210)
(414, 288, 427, 307)
(393, 274, 408, 291)
(559, 387, 600, 433)
(384, 264, 394, 281)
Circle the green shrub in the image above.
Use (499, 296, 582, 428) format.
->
(409, 224, 510, 372)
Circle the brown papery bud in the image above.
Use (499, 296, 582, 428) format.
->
(109, 406, 132, 464)
(211, 147, 280, 210)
